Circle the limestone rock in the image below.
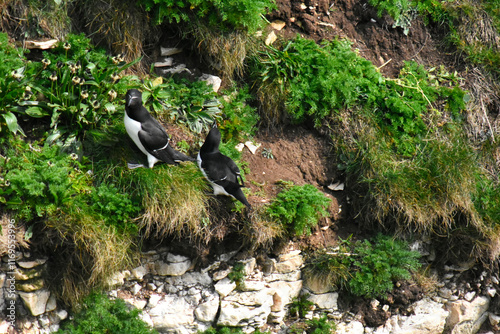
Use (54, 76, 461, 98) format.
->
(275, 252, 303, 274)
(14, 267, 42, 281)
(156, 259, 191, 276)
(17, 258, 47, 269)
(45, 294, 57, 313)
(16, 278, 44, 292)
(164, 272, 212, 287)
(447, 296, 490, 334)
(336, 320, 364, 334)
(269, 280, 303, 311)
(194, 293, 220, 322)
(149, 295, 195, 330)
(199, 73, 222, 92)
(18, 289, 50, 316)
(307, 292, 339, 310)
(131, 266, 148, 281)
(215, 278, 237, 298)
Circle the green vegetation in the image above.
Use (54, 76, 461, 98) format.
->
(140, 76, 221, 134)
(26, 33, 139, 146)
(289, 294, 314, 318)
(252, 36, 466, 155)
(0, 32, 29, 136)
(2, 0, 500, 323)
(304, 235, 421, 299)
(228, 261, 246, 289)
(137, 0, 275, 33)
(201, 327, 270, 334)
(267, 184, 331, 236)
(57, 292, 157, 334)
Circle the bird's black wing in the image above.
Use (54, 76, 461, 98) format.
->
(138, 118, 176, 164)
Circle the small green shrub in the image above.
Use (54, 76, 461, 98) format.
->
(306, 315, 336, 334)
(267, 184, 331, 236)
(305, 235, 421, 299)
(57, 292, 157, 334)
(289, 294, 314, 318)
(138, 0, 275, 33)
(348, 235, 421, 299)
(227, 261, 246, 289)
(90, 183, 140, 233)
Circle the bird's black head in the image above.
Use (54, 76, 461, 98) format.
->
(125, 89, 150, 121)
(125, 89, 142, 108)
(201, 126, 221, 154)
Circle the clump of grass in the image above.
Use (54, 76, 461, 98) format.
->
(242, 206, 285, 251)
(124, 163, 211, 242)
(44, 214, 135, 307)
(71, 0, 158, 71)
(0, 0, 71, 40)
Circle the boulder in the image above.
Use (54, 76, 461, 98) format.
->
(447, 296, 490, 334)
(18, 289, 51, 316)
(307, 292, 339, 311)
(215, 278, 237, 298)
(156, 259, 191, 276)
(194, 293, 220, 322)
(218, 289, 274, 327)
(378, 298, 449, 334)
(149, 295, 195, 330)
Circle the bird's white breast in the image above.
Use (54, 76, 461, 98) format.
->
(124, 113, 148, 156)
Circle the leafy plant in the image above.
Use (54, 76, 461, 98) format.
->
(25, 33, 140, 146)
(227, 261, 246, 289)
(141, 76, 221, 134)
(57, 292, 157, 334)
(0, 32, 31, 136)
(289, 294, 314, 319)
(305, 315, 336, 334)
(348, 234, 421, 299)
(253, 36, 467, 156)
(0, 142, 90, 221)
(304, 235, 421, 299)
(137, 0, 275, 33)
(90, 183, 140, 233)
(267, 184, 331, 236)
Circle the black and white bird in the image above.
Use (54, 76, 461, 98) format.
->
(197, 123, 251, 208)
(124, 89, 194, 168)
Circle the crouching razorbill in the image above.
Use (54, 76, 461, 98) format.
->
(124, 89, 194, 168)
(197, 123, 251, 208)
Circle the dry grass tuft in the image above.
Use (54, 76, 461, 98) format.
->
(135, 163, 211, 242)
(242, 206, 285, 251)
(72, 0, 158, 73)
(464, 67, 500, 145)
(0, 213, 29, 256)
(189, 23, 253, 80)
(0, 0, 71, 40)
(43, 213, 135, 307)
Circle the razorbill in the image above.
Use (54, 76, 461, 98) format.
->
(124, 89, 194, 168)
(197, 123, 251, 208)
